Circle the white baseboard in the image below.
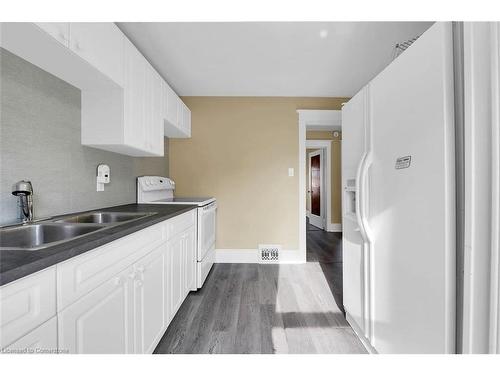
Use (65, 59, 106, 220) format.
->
(215, 249, 305, 264)
(326, 223, 342, 232)
(345, 312, 377, 354)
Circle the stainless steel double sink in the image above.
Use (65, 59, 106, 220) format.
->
(0, 212, 157, 251)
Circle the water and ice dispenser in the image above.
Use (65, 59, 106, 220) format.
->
(344, 178, 357, 216)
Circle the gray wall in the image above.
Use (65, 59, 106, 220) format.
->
(0, 48, 169, 225)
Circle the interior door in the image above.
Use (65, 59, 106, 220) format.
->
(308, 150, 324, 229)
(367, 22, 455, 353)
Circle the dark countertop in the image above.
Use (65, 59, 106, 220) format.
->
(0, 203, 197, 286)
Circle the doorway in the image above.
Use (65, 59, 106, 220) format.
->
(308, 149, 325, 229)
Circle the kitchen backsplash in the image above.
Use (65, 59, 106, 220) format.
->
(0, 48, 169, 225)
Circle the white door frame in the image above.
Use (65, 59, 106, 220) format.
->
(307, 142, 331, 230)
(297, 109, 342, 262)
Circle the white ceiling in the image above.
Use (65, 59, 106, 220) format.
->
(117, 22, 433, 97)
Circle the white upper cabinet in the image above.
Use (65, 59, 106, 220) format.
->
(124, 37, 148, 152)
(146, 65, 165, 156)
(122, 39, 164, 156)
(181, 101, 192, 137)
(165, 84, 179, 127)
(164, 85, 191, 138)
(36, 23, 70, 47)
(69, 23, 125, 87)
(2, 22, 189, 157)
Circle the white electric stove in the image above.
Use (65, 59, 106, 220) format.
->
(137, 176, 216, 289)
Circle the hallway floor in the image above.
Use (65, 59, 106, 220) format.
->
(154, 224, 366, 354)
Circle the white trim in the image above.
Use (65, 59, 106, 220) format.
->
(215, 249, 303, 264)
(307, 125, 342, 132)
(306, 210, 311, 218)
(297, 109, 342, 127)
(298, 109, 342, 263)
(346, 312, 377, 354)
(326, 223, 343, 232)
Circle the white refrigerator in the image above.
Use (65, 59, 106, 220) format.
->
(342, 22, 456, 353)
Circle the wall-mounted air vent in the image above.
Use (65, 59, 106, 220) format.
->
(259, 244, 281, 263)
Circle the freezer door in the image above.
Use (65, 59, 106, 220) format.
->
(342, 87, 369, 338)
(367, 22, 456, 353)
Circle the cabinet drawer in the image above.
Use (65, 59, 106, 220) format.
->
(4, 317, 58, 354)
(166, 210, 196, 238)
(0, 267, 56, 349)
(57, 222, 166, 311)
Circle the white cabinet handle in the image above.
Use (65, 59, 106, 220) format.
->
(114, 276, 123, 286)
(136, 280, 143, 287)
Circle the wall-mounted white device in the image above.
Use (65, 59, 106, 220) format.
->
(96, 164, 110, 192)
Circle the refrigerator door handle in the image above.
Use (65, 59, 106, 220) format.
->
(355, 153, 371, 242)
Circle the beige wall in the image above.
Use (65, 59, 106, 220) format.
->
(134, 139, 169, 177)
(169, 97, 346, 250)
(306, 131, 342, 224)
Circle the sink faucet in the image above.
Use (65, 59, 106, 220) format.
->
(12, 180, 34, 223)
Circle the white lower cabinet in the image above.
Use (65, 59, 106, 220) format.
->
(169, 232, 184, 319)
(5, 317, 58, 354)
(55, 210, 196, 354)
(184, 227, 197, 292)
(0, 267, 56, 349)
(133, 244, 167, 354)
(58, 266, 135, 354)
(2, 211, 197, 354)
(168, 224, 197, 319)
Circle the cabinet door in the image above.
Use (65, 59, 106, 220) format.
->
(165, 84, 178, 126)
(161, 80, 168, 123)
(152, 71, 164, 155)
(58, 267, 134, 354)
(35, 23, 70, 47)
(144, 66, 164, 156)
(0, 267, 56, 349)
(69, 23, 124, 86)
(182, 102, 191, 137)
(168, 234, 184, 318)
(183, 227, 197, 292)
(124, 37, 147, 151)
(133, 245, 166, 354)
(5, 317, 58, 354)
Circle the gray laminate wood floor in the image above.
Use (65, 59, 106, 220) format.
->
(154, 225, 367, 354)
